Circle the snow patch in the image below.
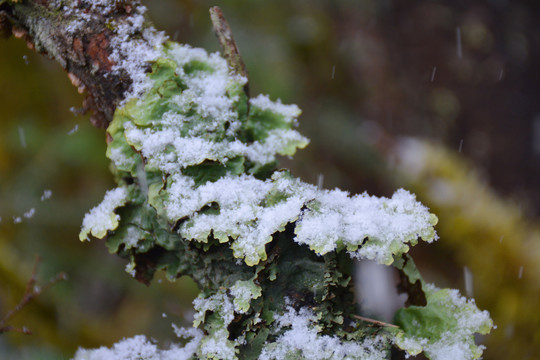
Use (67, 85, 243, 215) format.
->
(80, 187, 129, 241)
(260, 306, 388, 360)
(72, 327, 202, 360)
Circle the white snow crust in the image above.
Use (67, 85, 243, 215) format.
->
(80, 187, 128, 241)
(59, 1, 167, 103)
(164, 171, 436, 265)
(72, 327, 203, 360)
(259, 306, 388, 360)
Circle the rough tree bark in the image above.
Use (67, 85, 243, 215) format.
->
(0, 0, 137, 128)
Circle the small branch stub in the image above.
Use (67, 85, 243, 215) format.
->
(209, 6, 249, 88)
(352, 314, 399, 329)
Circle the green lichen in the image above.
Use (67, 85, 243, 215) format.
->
(392, 255, 493, 359)
(79, 187, 129, 241)
(231, 278, 263, 313)
(77, 39, 492, 359)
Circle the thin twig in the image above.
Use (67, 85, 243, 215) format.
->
(352, 314, 399, 328)
(0, 256, 67, 335)
(209, 6, 249, 95)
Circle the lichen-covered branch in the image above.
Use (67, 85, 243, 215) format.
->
(1, 1, 493, 359)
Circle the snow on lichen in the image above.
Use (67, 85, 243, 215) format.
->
(259, 306, 389, 360)
(193, 291, 235, 328)
(172, 326, 205, 359)
(295, 188, 438, 265)
(249, 94, 301, 121)
(109, 19, 167, 103)
(166, 45, 241, 125)
(72, 5, 492, 358)
(94, 39, 437, 265)
(79, 187, 128, 241)
(230, 278, 262, 313)
(193, 291, 239, 359)
(72, 327, 203, 360)
(160, 170, 436, 266)
(112, 43, 308, 174)
(394, 285, 493, 360)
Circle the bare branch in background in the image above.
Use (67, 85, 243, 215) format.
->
(0, 256, 67, 335)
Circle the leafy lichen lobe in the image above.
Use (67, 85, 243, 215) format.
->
(77, 39, 491, 360)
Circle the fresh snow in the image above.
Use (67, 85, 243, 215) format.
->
(167, 171, 436, 265)
(59, 0, 167, 103)
(40, 189, 52, 201)
(80, 187, 128, 241)
(249, 94, 301, 121)
(72, 327, 203, 360)
(395, 284, 492, 360)
(71, 2, 464, 359)
(259, 306, 388, 360)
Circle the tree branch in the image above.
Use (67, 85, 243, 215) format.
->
(0, 0, 152, 128)
(0, 256, 67, 335)
(209, 6, 249, 93)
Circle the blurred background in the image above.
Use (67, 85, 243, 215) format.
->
(0, 0, 539, 358)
